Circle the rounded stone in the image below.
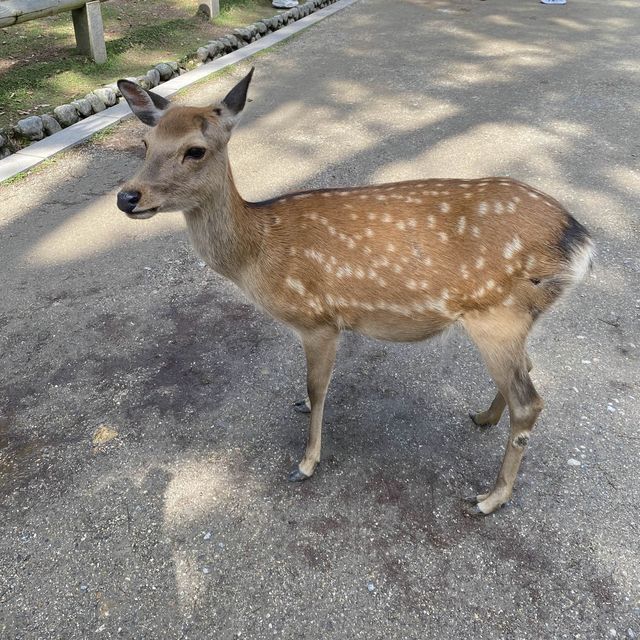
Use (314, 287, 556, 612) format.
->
(196, 46, 210, 62)
(155, 62, 173, 81)
(232, 27, 252, 42)
(146, 68, 161, 87)
(53, 104, 80, 127)
(41, 113, 62, 135)
(0, 132, 7, 147)
(16, 115, 44, 141)
(84, 92, 106, 113)
(256, 21, 267, 35)
(0, 146, 12, 160)
(94, 87, 117, 106)
(71, 98, 93, 117)
(136, 77, 152, 90)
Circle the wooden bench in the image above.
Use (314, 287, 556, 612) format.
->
(0, 0, 109, 63)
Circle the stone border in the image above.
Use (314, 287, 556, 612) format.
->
(0, 0, 343, 167)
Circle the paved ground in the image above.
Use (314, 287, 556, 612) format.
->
(1, 0, 639, 638)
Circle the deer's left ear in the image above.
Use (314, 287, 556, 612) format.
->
(117, 79, 170, 127)
(217, 67, 254, 129)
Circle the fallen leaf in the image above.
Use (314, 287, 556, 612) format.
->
(92, 425, 118, 448)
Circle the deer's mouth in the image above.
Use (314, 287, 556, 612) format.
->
(126, 207, 159, 220)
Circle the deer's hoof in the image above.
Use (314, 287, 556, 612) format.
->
(463, 502, 487, 517)
(288, 467, 309, 482)
(469, 411, 496, 428)
(293, 399, 311, 414)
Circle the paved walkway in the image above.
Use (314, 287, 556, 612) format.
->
(1, 1, 638, 638)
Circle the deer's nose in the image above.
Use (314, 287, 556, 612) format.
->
(117, 190, 141, 213)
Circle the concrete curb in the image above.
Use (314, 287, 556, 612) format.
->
(0, 0, 359, 184)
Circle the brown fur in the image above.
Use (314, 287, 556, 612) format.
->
(116, 73, 594, 515)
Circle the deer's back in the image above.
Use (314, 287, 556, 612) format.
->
(246, 177, 583, 338)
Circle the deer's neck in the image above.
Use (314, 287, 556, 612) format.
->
(183, 156, 263, 283)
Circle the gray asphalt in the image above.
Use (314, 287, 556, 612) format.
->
(1, 0, 639, 638)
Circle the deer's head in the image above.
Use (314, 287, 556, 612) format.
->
(116, 68, 254, 219)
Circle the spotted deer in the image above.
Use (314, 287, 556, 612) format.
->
(116, 69, 594, 515)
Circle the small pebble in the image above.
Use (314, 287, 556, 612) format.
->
(203, 531, 212, 540)
(607, 405, 616, 413)
(609, 630, 617, 638)
(202, 567, 210, 574)
(567, 458, 581, 467)
(367, 582, 375, 592)
(628, 629, 636, 640)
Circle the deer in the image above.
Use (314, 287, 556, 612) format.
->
(115, 68, 594, 515)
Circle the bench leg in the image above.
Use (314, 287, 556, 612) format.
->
(198, 1, 220, 20)
(72, 1, 107, 64)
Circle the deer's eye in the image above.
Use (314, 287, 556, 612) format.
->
(184, 147, 206, 160)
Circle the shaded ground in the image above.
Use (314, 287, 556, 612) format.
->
(1, 0, 639, 638)
(0, 0, 276, 128)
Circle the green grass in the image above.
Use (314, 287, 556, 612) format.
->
(0, 0, 278, 129)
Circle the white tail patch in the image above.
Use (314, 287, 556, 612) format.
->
(566, 238, 595, 283)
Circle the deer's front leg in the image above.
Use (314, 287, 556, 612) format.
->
(288, 327, 339, 482)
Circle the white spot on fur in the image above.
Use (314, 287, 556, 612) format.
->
(440, 202, 450, 213)
(387, 242, 396, 252)
(528, 192, 540, 199)
(472, 225, 481, 238)
(293, 193, 312, 199)
(486, 279, 496, 290)
(406, 279, 417, 290)
(365, 228, 374, 238)
(438, 232, 448, 243)
(375, 195, 387, 201)
(396, 221, 406, 231)
(494, 202, 504, 214)
(328, 226, 336, 236)
(503, 236, 522, 259)
(428, 215, 436, 229)
(407, 218, 417, 229)
(286, 277, 305, 295)
(457, 216, 466, 235)
(367, 212, 377, 221)
(393, 264, 402, 274)
(289, 247, 297, 256)
(350, 213, 358, 220)
(478, 202, 488, 216)
(475, 256, 485, 270)
(507, 201, 517, 214)
(381, 213, 392, 223)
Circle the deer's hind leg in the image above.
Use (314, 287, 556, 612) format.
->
(462, 308, 544, 515)
(470, 354, 533, 427)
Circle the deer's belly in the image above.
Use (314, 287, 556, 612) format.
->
(349, 310, 453, 342)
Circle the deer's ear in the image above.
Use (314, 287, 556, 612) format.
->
(217, 67, 254, 129)
(117, 79, 170, 127)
